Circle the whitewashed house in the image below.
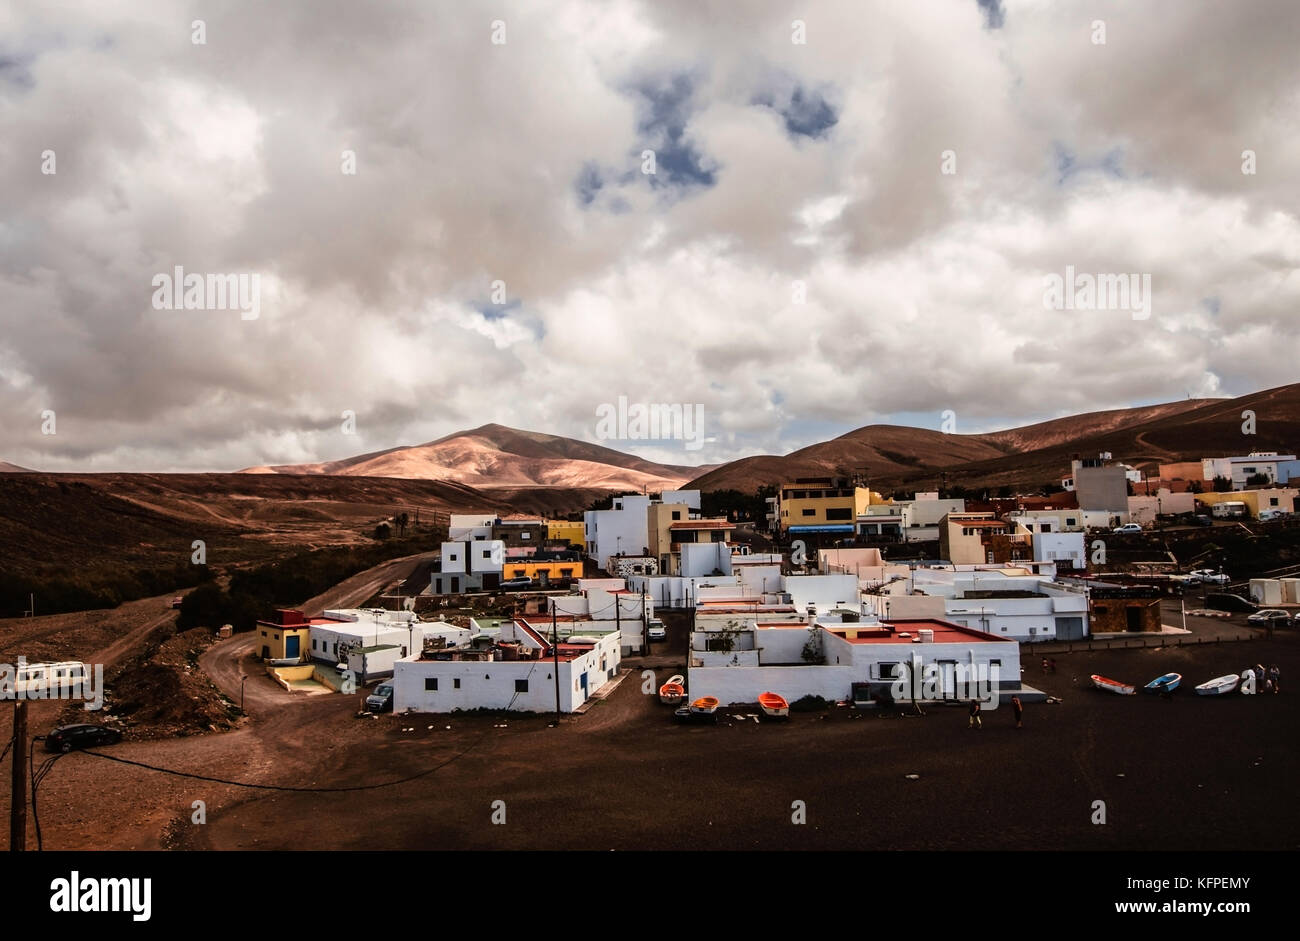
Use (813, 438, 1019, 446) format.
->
(392, 618, 622, 713)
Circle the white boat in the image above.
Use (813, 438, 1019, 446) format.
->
(1091, 674, 1135, 695)
(1195, 674, 1240, 696)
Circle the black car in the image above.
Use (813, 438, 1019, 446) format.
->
(1192, 515, 1214, 527)
(45, 724, 122, 753)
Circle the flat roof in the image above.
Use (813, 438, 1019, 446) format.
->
(669, 520, 735, 529)
(828, 618, 1009, 645)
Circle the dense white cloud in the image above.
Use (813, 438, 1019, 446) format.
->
(1, 0, 1296, 472)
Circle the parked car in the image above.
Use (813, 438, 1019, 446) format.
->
(647, 619, 666, 642)
(1112, 523, 1143, 534)
(1192, 515, 1214, 527)
(170, 596, 184, 610)
(1204, 592, 1257, 613)
(365, 683, 394, 713)
(44, 724, 122, 753)
(498, 576, 532, 590)
(1258, 509, 1288, 522)
(1248, 608, 1291, 625)
(1190, 569, 1230, 585)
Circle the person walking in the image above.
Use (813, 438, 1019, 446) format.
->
(1011, 695, 1023, 729)
(968, 698, 982, 729)
(1041, 657, 1049, 674)
(1268, 664, 1281, 695)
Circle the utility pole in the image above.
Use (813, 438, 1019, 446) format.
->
(10, 701, 28, 852)
(615, 591, 623, 651)
(551, 601, 561, 723)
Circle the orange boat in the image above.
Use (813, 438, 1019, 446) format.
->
(758, 691, 789, 719)
(689, 696, 719, 714)
(659, 675, 686, 706)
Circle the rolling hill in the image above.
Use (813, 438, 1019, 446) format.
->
(241, 423, 713, 491)
(688, 383, 1300, 494)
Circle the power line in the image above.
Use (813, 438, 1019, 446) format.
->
(64, 731, 489, 794)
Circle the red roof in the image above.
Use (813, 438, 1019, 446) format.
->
(828, 618, 1009, 645)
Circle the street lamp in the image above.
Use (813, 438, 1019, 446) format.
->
(240, 674, 247, 712)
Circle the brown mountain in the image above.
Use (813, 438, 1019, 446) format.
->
(0, 460, 32, 472)
(689, 383, 1300, 493)
(241, 422, 714, 491)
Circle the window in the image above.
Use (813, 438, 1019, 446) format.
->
(515, 679, 529, 692)
(802, 508, 816, 517)
(521, 532, 530, 539)
(482, 549, 491, 559)
(672, 510, 681, 520)
(453, 678, 461, 689)
(449, 553, 458, 562)
(826, 507, 852, 521)
(876, 661, 899, 680)
(425, 678, 438, 691)
(261, 631, 267, 637)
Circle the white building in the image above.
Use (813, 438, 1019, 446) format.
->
(1203, 453, 1298, 490)
(584, 490, 701, 570)
(549, 580, 652, 655)
(448, 513, 496, 541)
(392, 618, 622, 713)
(884, 567, 1090, 642)
(687, 615, 1025, 706)
(307, 608, 424, 679)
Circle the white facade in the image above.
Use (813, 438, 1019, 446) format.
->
(392, 620, 622, 713)
(585, 494, 652, 569)
(584, 490, 703, 570)
(687, 618, 1022, 706)
(439, 539, 505, 575)
(1204, 453, 1297, 490)
(448, 514, 496, 541)
(308, 608, 420, 665)
(897, 569, 1090, 643)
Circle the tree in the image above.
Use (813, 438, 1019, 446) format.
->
(1212, 476, 1232, 493)
(374, 522, 391, 540)
(1246, 473, 1271, 487)
(396, 512, 410, 536)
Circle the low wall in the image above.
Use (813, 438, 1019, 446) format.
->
(687, 664, 856, 706)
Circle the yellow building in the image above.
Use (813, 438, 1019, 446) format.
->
(546, 520, 586, 548)
(503, 559, 583, 582)
(1194, 489, 1298, 519)
(254, 609, 312, 662)
(646, 503, 692, 572)
(938, 512, 1009, 565)
(777, 478, 877, 533)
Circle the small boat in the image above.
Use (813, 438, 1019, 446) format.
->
(758, 691, 789, 719)
(1091, 674, 1136, 695)
(1144, 673, 1182, 694)
(689, 696, 719, 714)
(658, 675, 686, 706)
(1195, 674, 1239, 696)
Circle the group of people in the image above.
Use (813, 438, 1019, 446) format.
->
(1253, 663, 1282, 694)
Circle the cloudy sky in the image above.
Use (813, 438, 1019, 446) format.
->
(2, 0, 1298, 472)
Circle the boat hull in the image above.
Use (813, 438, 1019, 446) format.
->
(1091, 674, 1136, 695)
(1144, 673, 1182, 693)
(1195, 674, 1240, 696)
(689, 696, 719, 714)
(758, 692, 789, 718)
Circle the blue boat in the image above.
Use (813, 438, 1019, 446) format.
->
(1144, 672, 1182, 694)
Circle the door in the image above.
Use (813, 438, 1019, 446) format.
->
(286, 635, 300, 659)
(1055, 616, 1085, 641)
(580, 672, 589, 698)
